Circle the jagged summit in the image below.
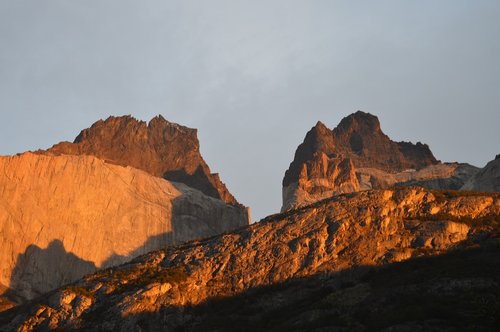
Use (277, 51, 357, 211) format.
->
(285, 111, 438, 188)
(282, 111, 474, 211)
(332, 111, 438, 171)
(283, 121, 336, 188)
(284, 111, 439, 186)
(45, 115, 242, 207)
(334, 110, 382, 134)
(73, 115, 195, 143)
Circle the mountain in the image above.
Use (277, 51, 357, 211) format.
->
(283, 111, 480, 210)
(462, 155, 500, 192)
(281, 121, 360, 210)
(0, 153, 248, 303)
(0, 116, 249, 304)
(331, 111, 438, 171)
(45, 115, 242, 207)
(1, 187, 498, 331)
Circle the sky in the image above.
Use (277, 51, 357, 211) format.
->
(1, 1, 499, 221)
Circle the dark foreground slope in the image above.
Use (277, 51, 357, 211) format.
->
(180, 245, 500, 331)
(1, 188, 499, 331)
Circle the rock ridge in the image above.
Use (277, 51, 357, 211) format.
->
(1, 187, 498, 331)
(331, 111, 438, 172)
(282, 111, 479, 210)
(44, 115, 243, 208)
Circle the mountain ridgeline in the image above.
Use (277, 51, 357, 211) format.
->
(282, 111, 488, 211)
(45, 115, 242, 207)
(0, 115, 249, 305)
(0, 111, 499, 331)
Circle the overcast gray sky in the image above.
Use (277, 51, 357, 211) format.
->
(1, 1, 499, 221)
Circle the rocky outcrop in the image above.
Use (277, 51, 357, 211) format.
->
(44, 115, 242, 207)
(2, 187, 498, 331)
(462, 154, 500, 192)
(283, 111, 479, 210)
(332, 111, 438, 171)
(282, 151, 360, 211)
(0, 153, 248, 302)
(357, 162, 479, 191)
(282, 121, 360, 211)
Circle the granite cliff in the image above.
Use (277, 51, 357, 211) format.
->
(0, 116, 249, 305)
(0, 153, 248, 303)
(331, 111, 438, 171)
(1, 187, 498, 331)
(283, 111, 480, 210)
(45, 115, 242, 207)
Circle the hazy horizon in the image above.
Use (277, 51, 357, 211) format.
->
(1, 1, 499, 220)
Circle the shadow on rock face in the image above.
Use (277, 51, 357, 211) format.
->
(100, 232, 174, 269)
(101, 185, 249, 268)
(164, 165, 222, 201)
(3, 178, 248, 308)
(169, 182, 250, 244)
(7, 240, 97, 301)
(4, 184, 247, 306)
(6, 231, 177, 305)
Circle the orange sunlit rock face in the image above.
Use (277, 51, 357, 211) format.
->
(0, 152, 248, 301)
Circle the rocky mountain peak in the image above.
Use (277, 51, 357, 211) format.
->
(312, 120, 328, 131)
(282, 111, 446, 210)
(303, 121, 336, 155)
(283, 122, 336, 187)
(284, 111, 439, 186)
(74, 115, 196, 146)
(332, 111, 438, 170)
(334, 110, 382, 135)
(147, 114, 195, 135)
(282, 118, 361, 210)
(45, 115, 243, 207)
